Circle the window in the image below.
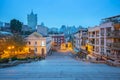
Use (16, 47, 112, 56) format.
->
(35, 41, 37, 45)
(106, 50, 110, 53)
(41, 41, 45, 46)
(28, 41, 31, 45)
(41, 48, 44, 56)
(101, 48, 104, 52)
(101, 28, 104, 36)
(35, 48, 37, 52)
(29, 48, 31, 52)
(101, 39, 104, 45)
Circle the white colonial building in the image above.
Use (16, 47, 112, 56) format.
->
(25, 32, 52, 57)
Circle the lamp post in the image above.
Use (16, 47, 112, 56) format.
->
(8, 46, 14, 63)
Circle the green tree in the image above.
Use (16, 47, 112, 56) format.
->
(13, 35, 26, 51)
(7, 35, 26, 52)
(0, 38, 7, 55)
(10, 19, 23, 34)
(1, 35, 26, 58)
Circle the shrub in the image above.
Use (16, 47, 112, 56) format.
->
(11, 57, 17, 61)
(17, 58, 27, 60)
(0, 58, 9, 63)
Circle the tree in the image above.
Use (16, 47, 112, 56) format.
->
(0, 38, 7, 55)
(10, 19, 23, 34)
(9, 35, 26, 51)
(0, 35, 26, 59)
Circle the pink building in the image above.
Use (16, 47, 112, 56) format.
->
(51, 34, 65, 46)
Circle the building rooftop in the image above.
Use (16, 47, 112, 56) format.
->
(101, 15, 120, 24)
(0, 31, 12, 35)
(28, 32, 43, 38)
(102, 15, 120, 20)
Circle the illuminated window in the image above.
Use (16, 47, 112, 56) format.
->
(41, 41, 45, 46)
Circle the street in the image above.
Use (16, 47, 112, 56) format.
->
(0, 52, 120, 80)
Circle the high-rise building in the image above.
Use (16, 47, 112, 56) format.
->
(27, 10, 37, 30)
(0, 21, 3, 30)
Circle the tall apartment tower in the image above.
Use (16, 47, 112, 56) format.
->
(27, 10, 37, 30)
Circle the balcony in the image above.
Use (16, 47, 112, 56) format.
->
(101, 33, 104, 36)
(112, 43, 120, 50)
(89, 35, 96, 38)
(108, 54, 117, 59)
(106, 43, 111, 47)
(81, 35, 88, 38)
(101, 42, 104, 45)
(107, 43, 120, 50)
(100, 52, 105, 55)
(106, 30, 120, 38)
(96, 34, 99, 37)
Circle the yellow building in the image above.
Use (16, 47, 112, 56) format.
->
(67, 42, 73, 51)
(60, 43, 66, 50)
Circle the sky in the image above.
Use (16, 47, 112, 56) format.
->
(0, 0, 120, 28)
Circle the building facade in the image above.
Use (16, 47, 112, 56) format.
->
(87, 15, 120, 62)
(73, 28, 88, 51)
(25, 32, 52, 57)
(22, 24, 32, 31)
(37, 25, 48, 36)
(0, 21, 3, 30)
(100, 15, 120, 61)
(51, 34, 65, 46)
(87, 26, 100, 60)
(1, 23, 11, 32)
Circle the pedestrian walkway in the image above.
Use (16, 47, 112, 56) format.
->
(0, 52, 120, 80)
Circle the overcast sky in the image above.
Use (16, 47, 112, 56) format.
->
(0, 0, 120, 28)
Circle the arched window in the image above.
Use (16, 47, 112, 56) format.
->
(35, 41, 37, 45)
(29, 48, 31, 52)
(28, 41, 31, 45)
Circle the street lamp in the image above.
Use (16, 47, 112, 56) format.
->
(8, 46, 14, 63)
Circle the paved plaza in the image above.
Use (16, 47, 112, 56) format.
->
(0, 52, 120, 80)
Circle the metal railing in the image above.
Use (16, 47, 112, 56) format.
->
(106, 30, 120, 38)
(106, 42, 120, 50)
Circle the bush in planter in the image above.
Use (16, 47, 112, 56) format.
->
(11, 57, 17, 61)
(17, 58, 27, 61)
(0, 58, 9, 63)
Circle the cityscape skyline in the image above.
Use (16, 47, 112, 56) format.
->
(0, 0, 120, 28)
(0, 0, 120, 79)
